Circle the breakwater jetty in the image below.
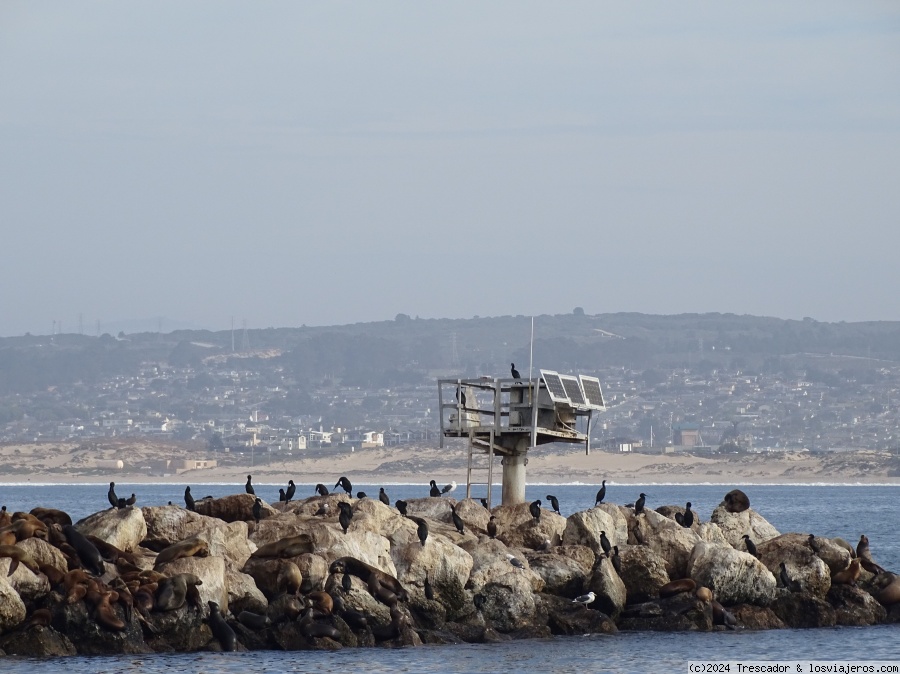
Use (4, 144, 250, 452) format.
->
(0, 488, 898, 656)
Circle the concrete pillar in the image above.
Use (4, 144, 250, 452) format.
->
(501, 452, 527, 505)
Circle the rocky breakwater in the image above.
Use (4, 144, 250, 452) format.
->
(0, 487, 898, 657)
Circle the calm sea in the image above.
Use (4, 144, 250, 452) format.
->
(1, 482, 897, 672)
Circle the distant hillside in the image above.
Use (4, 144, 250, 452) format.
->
(2, 312, 900, 394)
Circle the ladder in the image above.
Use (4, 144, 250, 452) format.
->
(466, 429, 496, 508)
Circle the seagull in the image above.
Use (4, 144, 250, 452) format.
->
(510, 363, 521, 379)
(441, 481, 457, 495)
(572, 591, 596, 608)
(314, 502, 330, 516)
(595, 480, 606, 506)
(546, 494, 560, 514)
(506, 553, 525, 569)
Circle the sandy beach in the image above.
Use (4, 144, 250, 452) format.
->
(1, 439, 898, 486)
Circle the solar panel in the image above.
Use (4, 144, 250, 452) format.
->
(579, 375, 606, 410)
(560, 375, 586, 407)
(540, 370, 570, 404)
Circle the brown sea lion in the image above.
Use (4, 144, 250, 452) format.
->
(659, 578, 697, 598)
(0, 506, 10, 527)
(711, 599, 738, 629)
(695, 586, 713, 602)
(24, 607, 52, 630)
(155, 573, 203, 611)
(831, 558, 861, 586)
(39, 562, 66, 587)
(0, 518, 48, 542)
(93, 590, 126, 631)
(329, 556, 408, 602)
(0, 544, 41, 575)
(154, 536, 209, 568)
(29, 507, 72, 527)
(873, 573, 900, 606)
(238, 610, 271, 630)
(277, 561, 303, 595)
(251, 534, 313, 559)
(87, 535, 139, 567)
(723, 489, 750, 513)
(306, 590, 333, 615)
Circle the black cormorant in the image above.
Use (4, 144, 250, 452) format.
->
(487, 516, 498, 539)
(315, 483, 329, 496)
(681, 502, 694, 528)
(379, 488, 390, 506)
(395, 499, 408, 516)
(510, 363, 521, 379)
(245, 475, 255, 495)
(634, 493, 646, 514)
(184, 486, 195, 512)
(529, 499, 542, 522)
(253, 498, 262, 524)
(599, 530, 612, 556)
(108, 482, 118, 509)
(335, 476, 352, 495)
(451, 504, 464, 534)
(546, 494, 560, 514)
(595, 480, 606, 506)
(285, 480, 296, 502)
(742, 534, 759, 559)
(429, 480, 441, 497)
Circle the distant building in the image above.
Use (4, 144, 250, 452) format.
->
(673, 423, 701, 447)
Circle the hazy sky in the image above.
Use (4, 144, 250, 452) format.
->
(1, 2, 899, 336)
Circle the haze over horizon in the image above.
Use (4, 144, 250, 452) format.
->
(2, 2, 898, 338)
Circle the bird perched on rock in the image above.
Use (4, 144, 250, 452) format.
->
(573, 591, 595, 608)
(424, 575, 435, 601)
(506, 553, 524, 569)
(335, 476, 352, 495)
(609, 546, 622, 576)
(125, 493, 137, 507)
(253, 498, 262, 524)
(285, 480, 296, 502)
(184, 486, 195, 512)
(108, 482, 118, 509)
(395, 499, 408, 516)
(634, 493, 647, 514)
(407, 516, 428, 546)
(510, 363, 521, 379)
(595, 480, 606, 506)
(808, 534, 822, 555)
(742, 534, 759, 559)
(379, 488, 390, 506)
(278, 489, 286, 502)
(546, 494, 560, 514)
(441, 481, 457, 495)
(487, 516, 498, 539)
(529, 499, 542, 522)
(315, 483, 329, 496)
(450, 504, 465, 534)
(480, 498, 489, 509)
(599, 531, 612, 556)
(779, 562, 801, 592)
(429, 480, 441, 497)
(337, 502, 353, 534)
(245, 475, 255, 495)
(681, 502, 694, 528)
(356, 492, 367, 499)
(315, 502, 330, 516)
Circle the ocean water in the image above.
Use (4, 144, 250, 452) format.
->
(0, 482, 897, 672)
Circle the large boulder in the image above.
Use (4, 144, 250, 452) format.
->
(617, 593, 713, 631)
(453, 499, 491, 534)
(403, 497, 456, 523)
(709, 506, 780, 549)
(143, 506, 233, 547)
(757, 534, 831, 596)
(687, 541, 776, 606)
(538, 593, 617, 635)
(226, 568, 268, 615)
(477, 571, 540, 633)
(193, 493, 260, 523)
(0, 575, 26, 633)
(770, 592, 836, 628)
(493, 503, 566, 550)
(562, 506, 626, 555)
(827, 584, 887, 626)
(618, 545, 670, 603)
(588, 555, 627, 620)
(19, 537, 68, 574)
(392, 533, 474, 596)
(0, 625, 76, 656)
(466, 538, 544, 594)
(523, 545, 594, 598)
(0, 557, 49, 603)
(76, 507, 147, 553)
(645, 525, 702, 580)
(192, 520, 255, 568)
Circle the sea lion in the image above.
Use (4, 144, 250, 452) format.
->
(208, 601, 237, 651)
(154, 536, 209, 568)
(24, 607, 52, 630)
(39, 562, 66, 587)
(0, 544, 41, 575)
(695, 586, 713, 602)
(856, 534, 886, 573)
(62, 525, 105, 576)
(0, 506, 10, 527)
(155, 573, 203, 611)
(92, 589, 126, 631)
(300, 620, 341, 640)
(29, 507, 72, 527)
(873, 573, 900, 606)
(831, 558, 861, 586)
(1, 517, 48, 542)
(277, 561, 303, 595)
(659, 578, 697, 598)
(711, 599, 738, 629)
(329, 556, 408, 602)
(238, 610, 272, 630)
(306, 590, 333, 615)
(723, 489, 750, 513)
(251, 534, 313, 559)
(87, 535, 139, 567)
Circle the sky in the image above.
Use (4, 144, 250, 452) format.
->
(1, 2, 899, 337)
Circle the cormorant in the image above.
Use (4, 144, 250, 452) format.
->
(395, 499, 408, 516)
(412, 517, 428, 546)
(681, 502, 694, 528)
(424, 575, 435, 601)
(634, 493, 647, 514)
(245, 475, 255, 496)
(108, 482, 118, 509)
(487, 516, 498, 539)
(510, 363, 521, 379)
(480, 498, 489, 509)
(779, 562, 799, 591)
(455, 386, 466, 406)
(285, 480, 296, 502)
(253, 498, 262, 524)
(573, 591, 595, 608)
(356, 491, 367, 499)
(125, 493, 137, 507)
(609, 546, 622, 575)
(599, 531, 612, 556)
(546, 494, 560, 514)
(279, 489, 286, 502)
(337, 502, 353, 534)
(379, 488, 390, 506)
(529, 499, 542, 522)
(184, 486, 195, 512)
(429, 480, 441, 497)
(595, 480, 606, 506)
(742, 534, 759, 559)
(335, 476, 352, 495)
(315, 483, 329, 496)
(451, 504, 464, 534)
